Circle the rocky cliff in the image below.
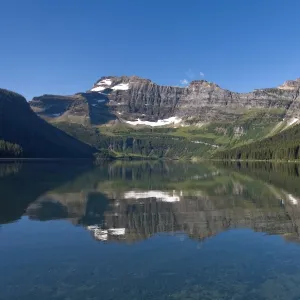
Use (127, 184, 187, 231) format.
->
(28, 76, 300, 158)
(30, 76, 300, 126)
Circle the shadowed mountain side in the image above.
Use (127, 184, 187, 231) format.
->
(30, 92, 117, 126)
(0, 89, 96, 158)
(0, 162, 93, 224)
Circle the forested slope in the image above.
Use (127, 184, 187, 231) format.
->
(214, 124, 300, 161)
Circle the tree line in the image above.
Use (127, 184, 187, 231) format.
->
(0, 140, 23, 158)
(214, 123, 300, 161)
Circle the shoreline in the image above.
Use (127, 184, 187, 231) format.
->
(1, 157, 300, 164)
(0, 158, 93, 163)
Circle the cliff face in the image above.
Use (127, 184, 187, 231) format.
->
(90, 76, 300, 123)
(30, 76, 300, 126)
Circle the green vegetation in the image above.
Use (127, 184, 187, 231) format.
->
(0, 140, 23, 158)
(94, 149, 116, 162)
(215, 161, 300, 196)
(56, 122, 213, 159)
(214, 123, 300, 161)
(56, 108, 284, 160)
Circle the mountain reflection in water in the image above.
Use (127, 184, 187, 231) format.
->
(2, 160, 299, 244)
(3, 161, 300, 300)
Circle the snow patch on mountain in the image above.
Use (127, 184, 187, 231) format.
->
(287, 118, 299, 127)
(283, 117, 299, 130)
(91, 80, 129, 93)
(91, 86, 106, 92)
(192, 140, 219, 148)
(125, 116, 181, 127)
(288, 194, 298, 205)
(96, 79, 112, 86)
(112, 83, 129, 91)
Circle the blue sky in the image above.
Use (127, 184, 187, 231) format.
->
(1, 0, 300, 99)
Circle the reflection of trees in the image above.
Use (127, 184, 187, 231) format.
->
(0, 162, 92, 224)
(4, 160, 300, 244)
(0, 163, 22, 177)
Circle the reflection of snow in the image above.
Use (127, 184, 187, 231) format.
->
(192, 171, 220, 180)
(50, 113, 62, 117)
(288, 194, 298, 205)
(108, 228, 126, 235)
(87, 225, 99, 230)
(124, 190, 181, 202)
(125, 117, 181, 127)
(87, 225, 125, 241)
(94, 229, 108, 241)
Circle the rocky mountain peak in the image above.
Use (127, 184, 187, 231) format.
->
(29, 75, 300, 130)
(278, 78, 300, 90)
(189, 80, 221, 89)
(91, 75, 152, 93)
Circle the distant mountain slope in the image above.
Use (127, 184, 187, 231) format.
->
(30, 92, 116, 126)
(0, 88, 96, 158)
(214, 123, 300, 160)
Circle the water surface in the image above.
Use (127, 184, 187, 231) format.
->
(1, 161, 300, 300)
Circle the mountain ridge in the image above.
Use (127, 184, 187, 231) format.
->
(26, 75, 300, 159)
(30, 75, 300, 125)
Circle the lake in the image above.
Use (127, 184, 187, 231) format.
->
(1, 161, 300, 300)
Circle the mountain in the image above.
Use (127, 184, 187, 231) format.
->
(31, 76, 300, 124)
(30, 91, 116, 126)
(29, 76, 300, 159)
(0, 88, 96, 158)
